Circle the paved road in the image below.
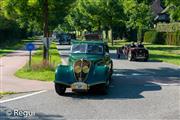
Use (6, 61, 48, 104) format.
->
(0, 45, 180, 120)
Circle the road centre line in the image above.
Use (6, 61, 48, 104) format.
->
(0, 90, 47, 104)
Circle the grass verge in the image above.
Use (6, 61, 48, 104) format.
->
(108, 40, 180, 66)
(0, 92, 16, 98)
(15, 43, 61, 81)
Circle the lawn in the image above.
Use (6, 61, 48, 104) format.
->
(15, 43, 61, 81)
(108, 40, 180, 66)
(146, 45, 180, 65)
(0, 36, 39, 57)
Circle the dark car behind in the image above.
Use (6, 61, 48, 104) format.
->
(119, 43, 149, 61)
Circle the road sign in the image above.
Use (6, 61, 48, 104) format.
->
(26, 43, 35, 68)
(26, 43, 35, 51)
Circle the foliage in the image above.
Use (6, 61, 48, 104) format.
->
(0, 0, 76, 33)
(60, 0, 153, 45)
(164, 0, 180, 21)
(122, 0, 153, 29)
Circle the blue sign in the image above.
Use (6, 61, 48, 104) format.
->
(26, 43, 35, 51)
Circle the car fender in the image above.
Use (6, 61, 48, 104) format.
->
(87, 65, 109, 86)
(54, 65, 75, 86)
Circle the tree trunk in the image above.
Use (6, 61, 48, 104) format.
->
(43, 0, 49, 61)
(108, 26, 113, 46)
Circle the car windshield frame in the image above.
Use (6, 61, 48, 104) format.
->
(71, 44, 104, 55)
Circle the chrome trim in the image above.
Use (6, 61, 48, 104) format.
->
(89, 81, 107, 86)
(54, 81, 70, 86)
(73, 59, 91, 82)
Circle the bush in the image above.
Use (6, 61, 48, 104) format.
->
(144, 30, 158, 44)
(144, 30, 180, 45)
(176, 31, 180, 46)
(157, 32, 166, 44)
(166, 31, 180, 45)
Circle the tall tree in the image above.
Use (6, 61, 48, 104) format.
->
(123, 0, 153, 41)
(65, 0, 126, 45)
(1, 0, 76, 60)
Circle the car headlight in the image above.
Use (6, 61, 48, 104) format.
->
(82, 66, 90, 73)
(74, 59, 91, 81)
(74, 66, 81, 73)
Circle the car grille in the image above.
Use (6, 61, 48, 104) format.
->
(73, 59, 91, 82)
(137, 49, 145, 54)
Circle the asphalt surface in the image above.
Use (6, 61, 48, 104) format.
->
(0, 44, 180, 120)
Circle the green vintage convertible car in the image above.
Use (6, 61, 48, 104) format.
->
(54, 40, 113, 95)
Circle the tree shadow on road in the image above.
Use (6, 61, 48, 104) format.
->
(63, 81, 161, 100)
(62, 67, 180, 100)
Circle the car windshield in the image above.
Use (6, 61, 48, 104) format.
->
(71, 44, 103, 54)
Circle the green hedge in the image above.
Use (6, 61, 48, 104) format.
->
(144, 30, 180, 45)
(166, 31, 180, 45)
(144, 30, 159, 44)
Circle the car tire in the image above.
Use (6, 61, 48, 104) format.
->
(55, 83, 66, 95)
(109, 61, 113, 80)
(117, 54, 120, 59)
(144, 53, 149, 62)
(99, 84, 108, 94)
(144, 57, 148, 62)
(128, 52, 133, 61)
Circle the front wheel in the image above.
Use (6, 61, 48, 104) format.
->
(99, 84, 108, 94)
(109, 62, 113, 80)
(128, 52, 134, 61)
(143, 57, 148, 62)
(144, 53, 149, 62)
(117, 54, 120, 59)
(55, 83, 66, 95)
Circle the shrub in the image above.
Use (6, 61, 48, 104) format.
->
(144, 30, 180, 45)
(176, 31, 180, 46)
(24, 61, 55, 72)
(166, 31, 180, 45)
(144, 30, 158, 44)
(157, 32, 166, 44)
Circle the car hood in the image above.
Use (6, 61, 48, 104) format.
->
(69, 53, 104, 64)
